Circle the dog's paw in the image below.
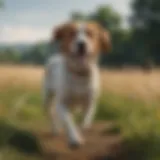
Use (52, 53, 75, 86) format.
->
(69, 142, 81, 149)
(69, 138, 84, 149)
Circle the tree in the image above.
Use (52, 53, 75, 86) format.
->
(71, 11, 86, 21)
(89, 6, 122, 31)
(71, 6, 122, 30)
(131, 0, 160, 66)
(22, 42, 51, 65)
(0, 48, 21, 64)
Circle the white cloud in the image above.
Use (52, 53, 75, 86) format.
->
(0, 26, 50, 44)
(0, 0, 131, 44)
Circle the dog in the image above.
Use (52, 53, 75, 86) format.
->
(43, 21, 111, 148)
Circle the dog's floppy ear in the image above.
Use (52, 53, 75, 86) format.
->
(51, 25, 64, 44)
(99, 27, 112, 53)
(54, 26, 64, 41)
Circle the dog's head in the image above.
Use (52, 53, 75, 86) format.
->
(52, 21, 111, 71)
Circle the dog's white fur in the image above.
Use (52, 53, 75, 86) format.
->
(43, 54, 99, 145)
(43, 22, 105, 147)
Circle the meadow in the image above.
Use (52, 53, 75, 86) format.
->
(0, 65, 160, 160)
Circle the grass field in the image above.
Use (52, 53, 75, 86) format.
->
(0, 65, 160, 160)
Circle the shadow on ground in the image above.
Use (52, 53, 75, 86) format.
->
(0, 120, 42, 155)
(120, 134, 160, 160)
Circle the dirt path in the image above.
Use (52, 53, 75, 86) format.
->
(37, 122, 122, 160)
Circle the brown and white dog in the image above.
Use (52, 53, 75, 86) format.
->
(43, 21, 111, 148)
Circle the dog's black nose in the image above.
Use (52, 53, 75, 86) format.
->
(77, 41, 86, 55)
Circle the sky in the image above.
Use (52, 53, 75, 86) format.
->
(0, 0, 132, 44)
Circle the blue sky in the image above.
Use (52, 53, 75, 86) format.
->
(0, 0, 131, 44)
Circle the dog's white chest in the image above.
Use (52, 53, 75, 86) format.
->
(45, 55, 99, 106)
(68, 76, 90, 94)
(62, 68, 99, 106)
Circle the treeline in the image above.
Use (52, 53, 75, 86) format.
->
(0, 0, 159, 68)
(0, 43, 51, 65)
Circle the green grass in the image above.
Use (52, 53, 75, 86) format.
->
(0, 87, 160, 160)
(0, 87, 44, 160)
(97, 93, 160, 160)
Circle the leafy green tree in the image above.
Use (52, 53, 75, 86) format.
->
(71, 11, 86, 21)
(89, 6, 122, 31)
(0, 48, 21, 64)
(22, 42, 51, 65)
(131, 0, 160, 66)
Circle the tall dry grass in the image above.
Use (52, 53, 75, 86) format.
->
(0, 65, 43, 89)
(101, 69, 160, 100)
(0, 65, 160, 100)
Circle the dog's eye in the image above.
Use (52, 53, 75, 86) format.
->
(68, 30, 76, 38)
(86, 30, 94, 38)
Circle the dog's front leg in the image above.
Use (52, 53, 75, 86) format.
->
(43, 90, 62, 136)
(49, 100, 62, 136)
(57, 103, 84, 147)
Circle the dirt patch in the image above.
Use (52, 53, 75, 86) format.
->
(37, 123, 122, 160)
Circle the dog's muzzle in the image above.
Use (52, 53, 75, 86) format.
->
(76, 41, 87, 56)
